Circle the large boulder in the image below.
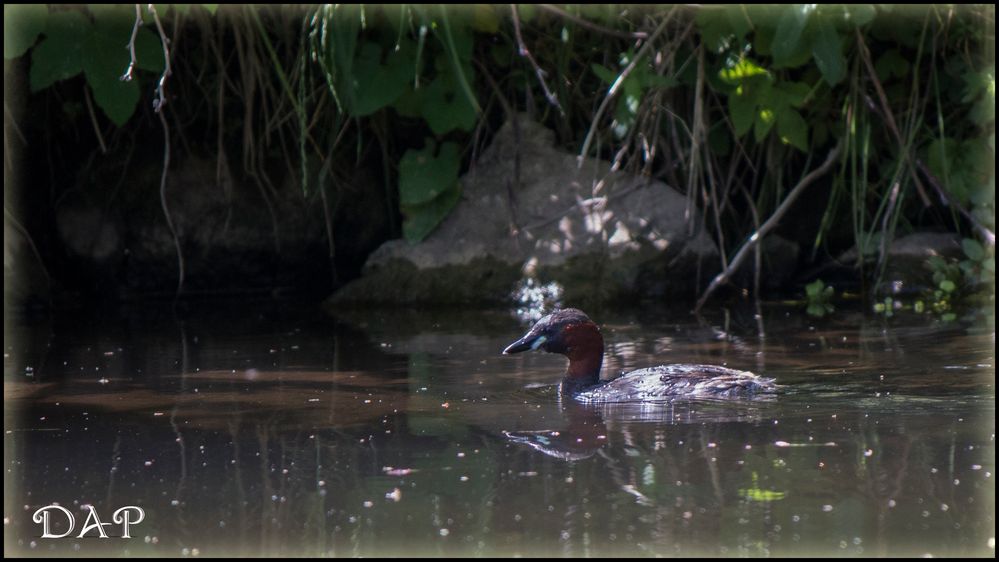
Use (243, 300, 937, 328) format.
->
(329, 114, 720, 307)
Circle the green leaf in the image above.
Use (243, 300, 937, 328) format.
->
(349, 40, 415, 116)
(82, 10, 145, 126)
(754, 107, 776, 142)
(844, 5, 876, 27)
(471, 4, 499, 34)
(695, 9, 733, 53)
(516, 4, 537, 23)
(807, 303, 827, 317)
(402, 183, 462, 243)
(925, 255, 947, 271)
(718, 56, 770, 85)
(777, 107, 808, 151)
(4, 4, 48, 59)
(392, 83, 425, 118)
(398, 138, 464, 242)
(435, 10, 479, 114)
(418, 56, 477, 134)
(728, 88, 756, 137)
(939, 279, 956, 293)
(29, 10, 89, 91)
(399, 140, 460, 207)
(775, 81, 810, 107)
(592, 63, 617, 85)
(771, 5, 813, 68)
(805, 279, 824, 297)
(874, 49, 910, 81)
(812, 19, 845, 86)
(134, 25, 166, 74)
(962, 238, 985, 261)
(321, 4, 361, 114)
(723, 5, 753, 40)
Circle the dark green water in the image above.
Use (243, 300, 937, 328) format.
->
(3, 302, 995, 557)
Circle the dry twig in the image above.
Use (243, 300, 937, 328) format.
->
(694, 141, 844, 313)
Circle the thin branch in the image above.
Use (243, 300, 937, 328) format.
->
(916, 161, 995, 246)
(577, 8, 678, 168)
(694, 141, 844, 313)
(860, 92, 996, 246)
(537, 4, 649, 40)
(855, 28, 932, 207)
(148, 4, 173, 113)
(510, 4, 564, 116)
(157, 106, 184, 299)
(82, 83, 107, 154)
(144, 3, 184, 298)
(120, 4, 143, 82)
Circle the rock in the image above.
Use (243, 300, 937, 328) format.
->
(330, 114, 719, 307)
(731, 234, 801, 291)
(834, 231, 964, 294)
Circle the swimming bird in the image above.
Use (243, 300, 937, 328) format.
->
(502, 308, 777, 401)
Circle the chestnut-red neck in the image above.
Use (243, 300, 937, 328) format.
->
(562, 321, 604, 389)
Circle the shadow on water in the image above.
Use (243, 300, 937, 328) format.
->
(3, 300, 994, 556)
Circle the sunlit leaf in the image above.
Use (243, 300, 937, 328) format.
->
(718, 56, 770, 85)
(754, 107, 776, 142)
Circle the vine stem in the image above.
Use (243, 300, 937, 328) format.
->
(144, 3, 184, 298)
(120, 4, 142, 82)
(148, 4, 173, 113)
(510, 4, 563, 116)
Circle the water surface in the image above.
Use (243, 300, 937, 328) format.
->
(3, 302, 995, 557)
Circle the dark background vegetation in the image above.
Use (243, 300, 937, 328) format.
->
(3, 4, 994, 316)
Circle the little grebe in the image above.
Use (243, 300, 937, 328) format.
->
(503, 308, 777, 401)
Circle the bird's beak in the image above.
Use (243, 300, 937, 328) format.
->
(502, 332, 547, 355)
